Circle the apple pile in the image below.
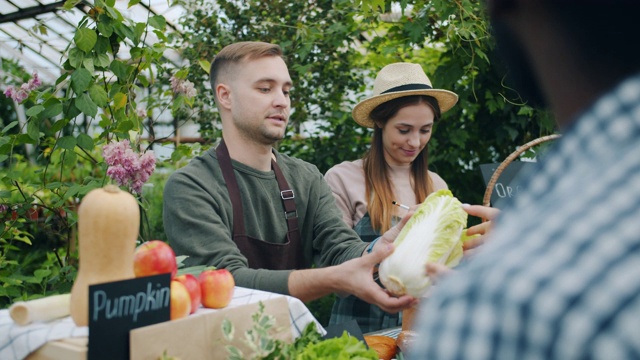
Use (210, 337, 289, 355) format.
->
(133, 240, 236, 320)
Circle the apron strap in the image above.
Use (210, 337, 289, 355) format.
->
(216, 139, 246, 237)
(216, 139, 301, 242)
(271, 158, 301, 244)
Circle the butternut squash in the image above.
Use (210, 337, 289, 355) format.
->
(69, 184, 140, 326)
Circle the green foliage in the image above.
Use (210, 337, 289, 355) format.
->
(0, 245, 77, 308)
(304, 294, 336, 327)
(296, 331, 378, 359)
(178, 0, 557, 210)
(223, 302, 281, 359)
(223, 302, 375, 360)
(177, 0, 372, 142)
(356, 0, 557, 208)
(175, 0, 559, 323)
(279, 112, 372, 175)
(140, 169, 172, 242)
(1, 0, 188, 241)
(1, 0, 193, 308)
(1, 0, 559, 319)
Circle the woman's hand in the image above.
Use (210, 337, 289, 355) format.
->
(420, 205, 500, 284)
(462, 204, 500, 254)
(425, 263, 453, 285)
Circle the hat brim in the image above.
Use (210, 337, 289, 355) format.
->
(352, 89, 459, 128)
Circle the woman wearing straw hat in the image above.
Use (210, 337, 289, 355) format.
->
(324, 62, 458, 333)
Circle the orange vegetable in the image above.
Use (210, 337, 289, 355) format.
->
(69, 185, 140, 326)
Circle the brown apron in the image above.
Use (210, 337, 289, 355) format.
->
(216, 140, 304, 270)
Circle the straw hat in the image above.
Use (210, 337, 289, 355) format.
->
(352, 63, 459, 128)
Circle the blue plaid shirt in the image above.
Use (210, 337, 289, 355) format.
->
(410, 72, 640, 360)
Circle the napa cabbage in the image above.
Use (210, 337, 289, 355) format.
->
(378, 189, 467, 298)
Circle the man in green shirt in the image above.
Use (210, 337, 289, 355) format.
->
(163, 41, 415, 313)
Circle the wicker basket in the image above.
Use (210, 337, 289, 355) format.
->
(483, 134, 561, 207)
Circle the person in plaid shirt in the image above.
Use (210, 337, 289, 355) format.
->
(409, 1, 640, 359)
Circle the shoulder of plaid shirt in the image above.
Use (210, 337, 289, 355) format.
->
(409, 71, 640, 359)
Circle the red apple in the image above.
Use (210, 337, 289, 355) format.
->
(198, 269, 235, 309)
(133, 240, 177, 278)
(174, 273, 201, 314)
(170, 280, 191, 320)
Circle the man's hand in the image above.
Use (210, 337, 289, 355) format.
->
(290, 241, 416, 312)
(376, 210, 413, 249)
(342, 242, 417, 313)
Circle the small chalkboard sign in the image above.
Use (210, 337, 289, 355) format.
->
(480, 161, 535, 209)
(88, 273, 171, 360)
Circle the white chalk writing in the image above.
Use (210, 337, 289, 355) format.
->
(92, 282, 169, 322)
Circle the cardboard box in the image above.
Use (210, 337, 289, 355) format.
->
(26, 337, 87, 360)
(26, 296, 292, 360)
(130, 296, 291, 360)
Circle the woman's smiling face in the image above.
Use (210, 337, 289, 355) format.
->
(379, 102, 435, 167)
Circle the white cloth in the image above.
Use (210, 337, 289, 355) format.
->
(0, 287, 324, 360)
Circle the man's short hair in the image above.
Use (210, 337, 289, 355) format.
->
(209, 41, 284, 100)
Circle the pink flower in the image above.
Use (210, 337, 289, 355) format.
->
(4, 87, 14, 99)
(102, 140, 156, 194)
(4, 72, 41, 103)
(29, 72, 41, 88)
(170, 75, 197, 99)
(182, 80, 197, 98)
(16, 90, 28, 103)
(4, 86, 28, 103)
(136, 108, 147, 118)
(170, 75, 180, 93)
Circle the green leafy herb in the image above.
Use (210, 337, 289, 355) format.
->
(222, 302, 376, 359)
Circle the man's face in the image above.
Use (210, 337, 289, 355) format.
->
(226, 56, 292, 145)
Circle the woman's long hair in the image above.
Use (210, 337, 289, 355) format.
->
(363, 95, 441, 233)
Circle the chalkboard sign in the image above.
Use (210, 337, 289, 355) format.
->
(88, 273, 171, 360)
(480, 161, 535, 209)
